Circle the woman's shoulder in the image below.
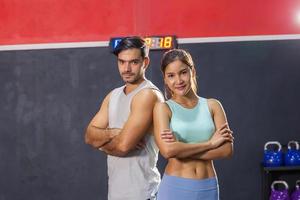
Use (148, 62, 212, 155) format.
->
(205, 97, 223, 110)
(206, 97, 221, 104)
(155, 101, 171, 109)
(154, 101, 172, 117)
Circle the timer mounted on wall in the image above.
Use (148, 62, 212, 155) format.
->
(109, 36, 177, 51)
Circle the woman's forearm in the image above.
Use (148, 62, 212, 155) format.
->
(190, 142, 233, 160)
(161, 140, 214, 159)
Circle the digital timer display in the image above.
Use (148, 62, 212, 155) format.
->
(109, 36, 177, 51)
(144, 36, 177, 50)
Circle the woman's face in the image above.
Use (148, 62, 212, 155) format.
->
(164, 59, 194, 97)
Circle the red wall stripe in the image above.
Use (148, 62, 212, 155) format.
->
(1, 0, 300, 45)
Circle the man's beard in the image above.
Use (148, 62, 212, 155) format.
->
(122, 72, 143, 84)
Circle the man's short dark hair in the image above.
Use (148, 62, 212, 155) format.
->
(112, 36, 149, 58)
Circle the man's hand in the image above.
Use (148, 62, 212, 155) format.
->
(135, 138, 146, 150)
(109, 128, 121, 138)
(98, 128, 121, 150)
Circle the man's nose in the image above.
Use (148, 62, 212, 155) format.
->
(124, 62, 131, 72)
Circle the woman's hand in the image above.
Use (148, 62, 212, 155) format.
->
(161, 129, 177, 143)
(209, 123, 233, 149)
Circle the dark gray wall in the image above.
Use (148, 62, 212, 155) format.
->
(1, 40, 300, 200)
(182, 40, 300, 199)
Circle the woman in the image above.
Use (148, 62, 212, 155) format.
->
(154, 49, 234, 200)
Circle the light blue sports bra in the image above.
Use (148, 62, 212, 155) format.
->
(166, 97, 215, 144)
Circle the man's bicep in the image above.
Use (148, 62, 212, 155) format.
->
(89, 93, 111, 129)
(118, 90, 158, 148)
(85, 92, 112, 147)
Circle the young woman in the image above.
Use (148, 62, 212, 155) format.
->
(154, 49, 234, 200)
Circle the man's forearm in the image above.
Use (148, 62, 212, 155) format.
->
(85, 126, 114, 148)
(100, 136, 131, 157)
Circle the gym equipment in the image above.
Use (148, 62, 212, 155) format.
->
(264, 141, 283, 167)
(269, 180, 290, 200)
(285, 141, 300, 166)
(291, 180, 300, 200)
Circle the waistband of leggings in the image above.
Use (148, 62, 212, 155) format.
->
(161, 174, 219, 191)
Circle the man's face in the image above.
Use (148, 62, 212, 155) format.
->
(117, 48, 149, 84)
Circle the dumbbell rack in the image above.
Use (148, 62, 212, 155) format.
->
(261, 165, 300, 200)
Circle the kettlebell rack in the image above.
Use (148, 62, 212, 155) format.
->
(261, 165, 300, 200)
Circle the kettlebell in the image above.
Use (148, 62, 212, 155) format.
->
(285, 141, 300, 166)
(291, 180, 300, 200)
(264, 141, 283, 167)
(269, 180, 290, 200)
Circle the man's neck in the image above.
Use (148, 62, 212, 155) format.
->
(124, 78, 146, 94)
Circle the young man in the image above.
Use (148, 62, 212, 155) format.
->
(85, 36, 163, 200)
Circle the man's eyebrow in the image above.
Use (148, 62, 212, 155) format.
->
(118, 58, 141, 62)
(117, 58, 125, 62)
(165, 72, 174, 75)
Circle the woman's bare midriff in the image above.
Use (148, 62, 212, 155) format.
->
(164, 158, 216, 179)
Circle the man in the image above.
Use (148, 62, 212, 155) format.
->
(85, 36, 163, 200)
